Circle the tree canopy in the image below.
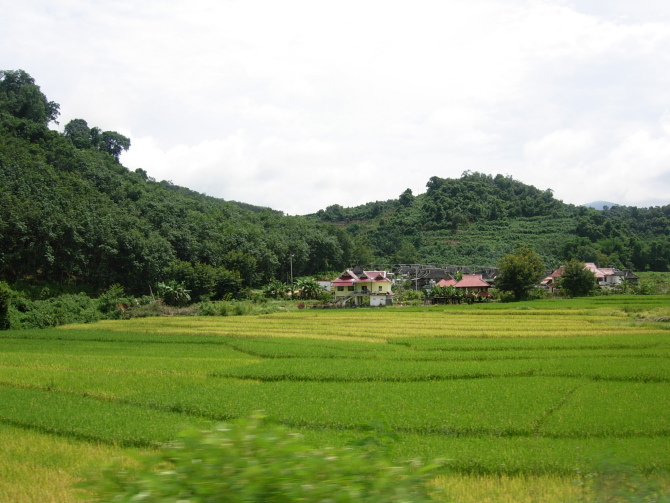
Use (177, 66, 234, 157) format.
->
(309, 171, 670, 271)
(0, 70, 355, 298)
(495, 247, 546, 300)
(64, 118, 131, 161)
(1, 69, 669, 305)
(558, 259, 597, 297)
(0, 69, 59, 125)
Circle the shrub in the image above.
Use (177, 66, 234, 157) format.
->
(97, 284, 129, 319)
(398, 288, 424, 305)
(127, 300, 195, 318)
(9, 293, 100, 328)
(82, 415, 440, 503)
(156, 280, 192, 307)
(0, 281, 11, 329)
(578, 457, 670, 502)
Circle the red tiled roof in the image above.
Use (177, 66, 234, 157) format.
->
(550, 266, 565, 278)
(332, 270, 390, 285)
(584, 263, 605, 278)
(455, 275, 489, 288)
(553, 263, 606, 279)
(332, 270, 358, 286)
(365, 274, 391, 283)
(359, 270, 386, 279)
(436, 278, 457, 287)
(331, 279, 354, 286)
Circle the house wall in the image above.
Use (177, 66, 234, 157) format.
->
(334, 281, 391, 296)
(333, 285, 355, 298)
(331, 270, 393, 305)
(602, 275, 622, 286)
(370, 295, 390, 306)
(372, 281, 392, 294)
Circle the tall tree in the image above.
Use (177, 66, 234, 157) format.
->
(0, 281, 11, 330)
(558, 259, 597, 297)
(495, 247, 546, 300)
(0, 69, 60, 125)
(64, 118, 92, 149)
(98, 130, 131, 161)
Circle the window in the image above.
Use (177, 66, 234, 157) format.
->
(337, 286, 344, 292)
(378, 286, 383, 291)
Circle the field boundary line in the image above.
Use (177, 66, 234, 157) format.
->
(0, 415, 161, 448)
(531, 384, 582, 436)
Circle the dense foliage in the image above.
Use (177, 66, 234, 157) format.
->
(0, 281, 10, 329)
(311, 172, 670, 271)
(83, 416, 438, 503)
(0, 70, 354, 299)
(2, 69, 670, 310)
(495, 247, 546, 300)
(558, 259, 598, 297)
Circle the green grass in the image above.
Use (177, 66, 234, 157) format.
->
(0, 386, 201, 447)
(1, 296, 669, 501)
(0, 423, 139, 503)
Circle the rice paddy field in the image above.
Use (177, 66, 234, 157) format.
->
(1, 295, 670, 502)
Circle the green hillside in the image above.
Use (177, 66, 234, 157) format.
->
(310, 172, 670, 271)
(2, 69, 669, 305)
(0, 70, 354, 297)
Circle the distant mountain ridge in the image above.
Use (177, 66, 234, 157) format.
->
(582, 201, 620, 210)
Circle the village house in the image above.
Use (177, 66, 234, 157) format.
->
(543, 263, 640, 292)
(394, 264, 474, 290)
(438, 274, 492, 296)
(331, 269, 394, 306)
(453, 274, 493, 296)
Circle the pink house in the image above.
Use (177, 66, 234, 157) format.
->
(544, 262, 632, 291)
(331, 269, 394, 306)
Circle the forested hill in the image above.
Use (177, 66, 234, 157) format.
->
(309, 172, 670, 271)
(1, 69, 669, 302)
(0, 70, 354, 296)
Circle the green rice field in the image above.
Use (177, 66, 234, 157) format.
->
(1, 295, 670, 502)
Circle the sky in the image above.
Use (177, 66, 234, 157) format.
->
(3, 0, 670, 215)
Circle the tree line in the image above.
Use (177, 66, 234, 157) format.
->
(0, 69, 354, 302)
(2, 68, 669, 311)
(310, 172, 670, 272)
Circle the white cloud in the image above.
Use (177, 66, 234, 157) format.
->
(4, 0, 670, 212)
(522, 117, 670, 207)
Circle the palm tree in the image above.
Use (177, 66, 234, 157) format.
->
(157, 281, 191, 307)
(302, 278, 323, 300)
(293, 277, 323, 300)
(264, 279, 289, 299)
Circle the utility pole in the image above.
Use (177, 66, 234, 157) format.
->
(289, 253, 294, 287)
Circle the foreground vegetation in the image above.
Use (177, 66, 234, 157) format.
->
(1, 296, 669, 501)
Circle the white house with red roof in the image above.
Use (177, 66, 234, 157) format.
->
(543, 263, 636, 292)
(332, 269, 393, 306)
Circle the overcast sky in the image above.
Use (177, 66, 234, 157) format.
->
(4, 0, 670, 214)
